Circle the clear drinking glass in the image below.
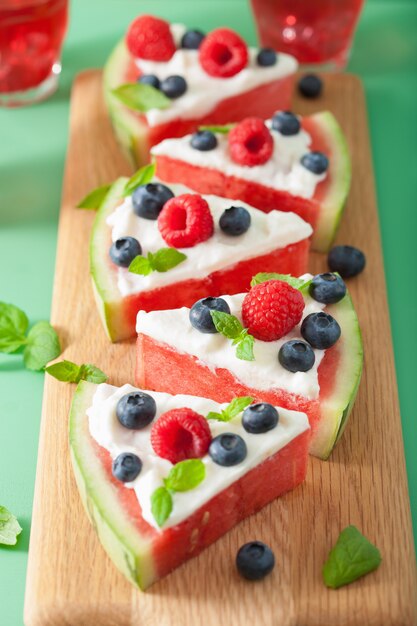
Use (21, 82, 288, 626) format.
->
(250, 0, 365, 70)
(0, 0, 69, 107)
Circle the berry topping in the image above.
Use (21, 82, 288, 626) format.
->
(309, 272, 346, 304)
(109, 237, 141, 268)
(256, 48, 277, 67)
(158, 193, 214, 248)
(189, 297, 231, 333)
(242, 403, 279, 434)
(181, 29, 205, 49)
(228, 117, 273, 167)
(278, 339, 315, 373)
(301, 312, 341, 349)
(126, 15, 176, 62)
(160, 75, 187, 99)
(328, 245, 366, 278)
(112, 452, 142, 483)
(116, 392, 157, 430)
(219, 206, 251, 236)
(209, 433, 247, 466)
(190, 130, 218, 151)
(132, 183, 174, 220)
(242, 280, 305, 342)
(137, 74, 160, 89)
(298, 74, 323, 98)
(271, 111, 300, 136)
(236, 541, 275, 580)
(151, 408, 211, 464)
(301, 151, 329, 174)
(199, 28, 248, 78)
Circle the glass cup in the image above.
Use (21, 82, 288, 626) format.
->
(0, 0, 69, 107)
(250, 0, 365, 70)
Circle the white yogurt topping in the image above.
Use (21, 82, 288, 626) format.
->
(106, 180, 311, 297)
(152, 119, 326, 199)
(136, 277, 326, 400)
(134, 23, 298, 127)
(87, 382, 309, 530)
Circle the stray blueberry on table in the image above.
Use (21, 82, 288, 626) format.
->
(309, 272, 346, 304)
(278, 339, 316, 372)
(189, 297, 231, 333)
(328, 245, 366, 278)
(112, 452, 142, 483)
(236, 541, 275, 580)
(132, 183, 174, 220)
(256, 48, 277, 67)
(301, 312, 341, 349)
(209, 433, 247, 466)
(190, 130, 218, 151)
(298, 74, 323, 98)
(271, 110, 300, 136)
(109, 237, 142, 267)
(242, 402, 279, 434)
(116, 391, 157, 429)
(160, 75, 187, 98)
(219, 206, 251, 236)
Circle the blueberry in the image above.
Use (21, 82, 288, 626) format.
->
(271, 111, 300, 136)
(328, 245, 366, 278)
(300, 151, 329, 174)
(236, 541, 275, 581)
(181, 29, 205, 49)
(190, 130, 218, 151)
(256, 48, 277, 67)
(189, 297, 231, 334)
(116, 392, 157, 429)
(301, 312, 341, 349)
(132, 183, 174, 220)
(209, 433, 247, 466)
(112, 452, 142, 483)
(109, 237, 141, 268)
(309, 272, 346, 304)
(242, 403, 279, 434)
(298, 74, 323, 98)
(219, 206, 251, 236)
(137, 74, 160, 89)
(278, 340, 315, 373)
(160, 75, 187, 99)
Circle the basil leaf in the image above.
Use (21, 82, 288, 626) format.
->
(79, 364, 108, 384)
(151, 248, 187, 272)
(210, 310, 243, 340)
(23, 321, 61, 371)
(236, 333, 255, 361)
(323, 526, 382, 589)
(45, 360, 82, 382)
(112, 83, 171, 113)
(164, 459, 205, 492)
(151, 487, 173, 528)
(77, 184, 111, 210)
(198, 124, 234, 134)
(0, 506, 22, 545)
(0, 302, 29, 353)
(207, 396, 254, 422)
(129, 256, 153, 276)
(123, 163, 156, 196)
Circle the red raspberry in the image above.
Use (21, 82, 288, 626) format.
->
(158, 194, 214, 248)
(126, 15, 176, 61)
(228, 118, 274, 166)
(242, 280, 305, 342)
(151, 408, 212, 464)
(199, 28, 248, 78)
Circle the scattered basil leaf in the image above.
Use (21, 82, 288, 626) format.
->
(23, 321, 61, 371)
(210, 310, 256, 362)
(207, 396, 254, 422)
(164, 459, 206, 492)
(198, 124, 234, 134)
(150, 487, 173, 528)
(323, 526, 382, 589)
(0, 302, 29, 354)
(78, 364, 108, 384)
(0, 506, 22, 546)
(77, 184, 111, 210)
(129, 248, 187, 276)
(112, 83, 171, 113)
(45, 360, 107, 384)
(123, 163, 156, 197)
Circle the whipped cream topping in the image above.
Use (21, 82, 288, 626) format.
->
(134, 24, 298, 127)
(152, 118, 326, 199)
(87, 382, 309, 530)
(106, 180, 312, 297)
(136, 277, 327, 400)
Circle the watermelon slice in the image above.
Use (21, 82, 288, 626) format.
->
(91, 178, 311, 342)
(69, 381, 310, 589)
(152, 111, 351, 252)
(135, 277, 363, 459)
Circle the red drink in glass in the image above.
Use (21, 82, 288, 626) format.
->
(0, 0, 68, 106)
(250, 0, 365, 69)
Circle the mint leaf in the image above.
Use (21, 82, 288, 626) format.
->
(210, 310, 255, 361)
(236, 333, 255, 361)
(77, 184, 111, 210)
(23, 321, 61, 371)
(112, 83, 171, 113)
(129, 248, 187, 276)
(45, 360, 107, 384)
(78, 364, 108, 384)
(0, 302, 29, 353)
(250, 273, 305, 289)
(164, 459, 205, 492)
(123, 163, 156, 196)
(128, 255, 153, 276)
(199, 124, 234, 134)
(151, 487, 173, 528)
(0, 506, 22, 545)
(323, 526, 382, 589)
(207, 396, 253, 422)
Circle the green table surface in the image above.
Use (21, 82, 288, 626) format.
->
(1, 1, 416, 623)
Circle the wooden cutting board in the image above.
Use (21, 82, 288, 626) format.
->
(24, 71, 417, 626)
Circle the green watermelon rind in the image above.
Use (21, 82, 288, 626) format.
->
(69, 380, 156, 590)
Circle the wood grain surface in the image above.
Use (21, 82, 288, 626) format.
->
(24, 71, 417, 626)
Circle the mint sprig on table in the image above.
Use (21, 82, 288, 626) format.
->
(207, 396, 254, 422)
(112, 83, 171, 113)
(210, 310, 255, 362)
(250, 272, 312, 293)
(129, 248, 187, 276)
(0, 506, 22, 546)
(199, 124, 234, 134)
(0, 302, 61, 371)
(45, 360, 107, 384)
(323, 526, 382, 589)
(151, 459, 205, 527)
